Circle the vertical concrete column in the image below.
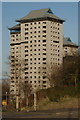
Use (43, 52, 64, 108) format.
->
(34, 92, 37, 111)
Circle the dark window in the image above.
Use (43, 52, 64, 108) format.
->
(43, 26, 46, 28)
(43, 58, 46, 61)
(43, 44, 46, 46)
(25, 54, 28, 57)
(43, 53, 46, 55)
(53, 41, 59, 43)
(25, 50, 28, 52)
(25, 37, 28, 39)
(43, 40, 46, 42)
(43, 30, 46, 33)
(25, 32, 28, 35)
(43, 76, 46, 79)
(43, 62, 46, 64)
(43, 49, 46, 51)
(25, 76, 28, 79)
(30, 41, 32, 43)
(25, 46, 28, 48)
(43, 81, 46, 83)
(25, 28, 28, 30)
(43, 22, 46, 24)
(43, 35, 46, 37)
(34, 31, 36, 33)
(25, 24, 28, 26)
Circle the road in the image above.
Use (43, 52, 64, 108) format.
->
(2, 108, 80, 120)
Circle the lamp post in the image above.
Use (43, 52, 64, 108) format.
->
(6, 92, 7, 105)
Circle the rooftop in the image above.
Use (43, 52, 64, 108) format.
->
(63, 37, 78, 47)
(16, 8, 65, 22)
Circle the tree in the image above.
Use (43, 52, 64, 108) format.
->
(63, 55, 79, 88)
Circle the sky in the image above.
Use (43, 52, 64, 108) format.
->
(2, 2, 78, 79)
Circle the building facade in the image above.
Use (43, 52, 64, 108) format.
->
(9, 8, 65, 96)
(63, 37, 78, 57)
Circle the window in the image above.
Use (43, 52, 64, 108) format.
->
(43, 49, 46, 51)
(43, 62, 46, 64)
(25, 46, 28, 48)
(34, 40, 36, 42)
(43, 44, 46, 46)
(43, 81, 46, 83)
(53, 41, 59, 43)
(25, 63, 28, 66)
(38, 40, 40, 42)
(38, 58, 40, 60)
(38, 49, 40, 51)
(25, 76, 28, 79)
(34, 67, 36, 69)
(34, 45, 36, 47)
(25, 59, 28, 61)
(43, 40, 46, 42)
(43, 53, 46, 55)
(25, 32, 28, 35)
(25, 24, 28, 26)
(34, 49, 36, 51)
(43, 58, 46, 61)
(34, 27, 36, 29)
(38, 26, 40, 28)
(58, 37, 59, 39)
(30, 32, 32, 34)
(38, 35, 40, 37)
(30, 23, 32, 25)
(43, 76, 46, 79)
(25, 72, 28, 74)
(30, 27, 32, 29)
(30, 36, 32, 38)
(16, 34, 18, 36)
(43, 26, 46, 28)
(43, 22, 46, 24)
(43, 30, 46, 33)
(30, 45, 32, 47)
(25, 54, 28, 57)
(38, 22, 40, 24)
(30, 41, 32, 43)
(34, 31, 36, 33)
(38, 31, 40, 33)
(58, 28, 59, 30)
(34, 58, 36, 60)
(25, 50, 28, 52)
(25, 67, 28, 70)
(34, 22, 36, 24)
(43, 35, 46, 37)
(34, 76, 36, 78)
(25, 28, 28, 30)
(25, 37, 28, 39)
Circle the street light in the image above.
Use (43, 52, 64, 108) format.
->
(6, 92, 7, 105)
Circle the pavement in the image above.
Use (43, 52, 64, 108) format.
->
(2, 108, 80, 120)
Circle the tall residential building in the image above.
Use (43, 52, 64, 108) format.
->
(63, 37, 78, 57)
(9, 8, 65, 96)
